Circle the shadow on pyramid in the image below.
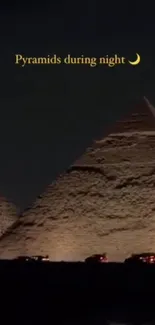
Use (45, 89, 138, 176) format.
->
(0, 97, 155, 262)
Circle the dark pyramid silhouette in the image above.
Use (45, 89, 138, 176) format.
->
(0, 197, 17, 237)
(107, 96, 155, 134)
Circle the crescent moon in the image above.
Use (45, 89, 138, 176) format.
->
(128, 53, 140, 65)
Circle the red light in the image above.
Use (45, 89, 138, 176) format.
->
(140, 256, 155, 264)
(99, 256, 108, 263)
(148, 256, 155, 263)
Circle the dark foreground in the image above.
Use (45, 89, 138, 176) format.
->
(1, 260, 155, 324)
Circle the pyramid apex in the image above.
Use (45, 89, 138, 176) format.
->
(108, 96, 155, 134)
(143, 95, 151, 104)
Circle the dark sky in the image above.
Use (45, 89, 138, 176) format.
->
(0, 3, 155, 211)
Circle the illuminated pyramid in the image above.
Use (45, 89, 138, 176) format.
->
(0, 97, 155, 261)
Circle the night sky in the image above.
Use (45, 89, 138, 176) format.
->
(0, 3, 155, 212)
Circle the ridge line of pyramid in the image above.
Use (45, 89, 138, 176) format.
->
(143, 96, 155, 118)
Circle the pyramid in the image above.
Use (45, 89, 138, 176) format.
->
(0, 97, 155, 261)
(103, 96, 155, 135)
(0, 197, 18, 237)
